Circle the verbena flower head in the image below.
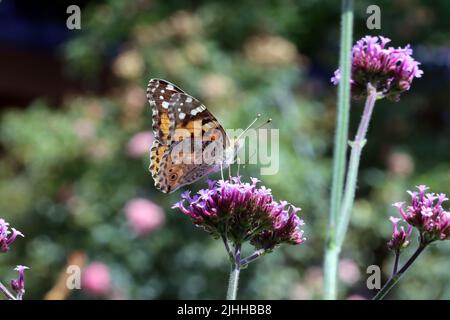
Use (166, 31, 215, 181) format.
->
(331, 35, 423, 101)
(393, 185, 450, 244)
(0, 218, 24, 253)
(387, 216, 412, 252)
(10, 265, 29, 296)
(172, 177, 305, 251)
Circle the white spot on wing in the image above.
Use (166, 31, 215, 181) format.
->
(162, 101, 169, 109)
(191, 106, 205, 116)
(166, 85, 174, 90)
(179, 112, 186, 120)
(186, 97, 192, 103)
(159, 96, 164, 100)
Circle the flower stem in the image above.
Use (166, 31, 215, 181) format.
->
(240, 249, 265, 267)
(336, 84, 378, 247)
(323, 245, 340, 299)
(323, 0, 353, 300)
(222, 235, 234, 263)
(392, 251, 400, 275)
(373, 244, 427, 300)
(0, 281, 16, 300)
(226, 245, 241, 300)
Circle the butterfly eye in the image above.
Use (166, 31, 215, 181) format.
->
(170, 173, 178, 181)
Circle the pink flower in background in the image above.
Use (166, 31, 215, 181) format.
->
(387, 151, 414, 177)
(346, 294, 366, 300)
(82, 262, 111, 296)
(73, 119, 96, 142)
(126, 131, 153, 158)
(290, 283, 312, 300)
(124, 198, 165, 236)
(338, 259, 361, 285)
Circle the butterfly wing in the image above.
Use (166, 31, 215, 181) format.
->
(147, 78, 186, 144)
(147, 79, 185, 190)
(158, 92, 231, 192)
(147, 79, 231, 193)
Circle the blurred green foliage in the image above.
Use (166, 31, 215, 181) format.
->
(1, 0, 450, 299)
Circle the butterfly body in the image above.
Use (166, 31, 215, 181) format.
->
(147, 79, 237, 193)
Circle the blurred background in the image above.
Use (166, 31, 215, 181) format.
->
(0, 0, 449, 300)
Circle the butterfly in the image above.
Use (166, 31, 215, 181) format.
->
(147, 78, 241, 193)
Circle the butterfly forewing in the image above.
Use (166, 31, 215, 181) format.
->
(147, 78, 185, 144)
(147, 79, 232, 193)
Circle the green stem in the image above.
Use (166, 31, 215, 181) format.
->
(323, 245, 340, 299)
(373, 244, 427, 300)
(222, 235, 234, 264)
(392, 251, 400, 275)
(0, 281, 16, 300)
(323, 0, 353, 300)
(336, 84, 378, 247)
(240, 249, 265, 267)
(226, 245, 241, 300)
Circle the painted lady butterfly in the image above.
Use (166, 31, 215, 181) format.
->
(147, 79, 240, 193)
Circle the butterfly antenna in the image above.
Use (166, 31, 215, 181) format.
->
(236, 114, 261, 141)
(237, 118, 271, 166)
(228, 164, 232, 180)
(254, 118, 272, 130)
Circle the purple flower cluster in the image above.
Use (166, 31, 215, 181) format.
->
(392, 185, 450, 244)
(0, 218, 24, 253)
(331, 36, 423, 101)
(387, 217, 412, 252)
(172, 177, 305, 251)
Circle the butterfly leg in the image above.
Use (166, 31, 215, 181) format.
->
(220, 163, 224, 181)
(236, 157, 241, 177)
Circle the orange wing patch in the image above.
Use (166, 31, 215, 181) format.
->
(159, 112, 172, 142)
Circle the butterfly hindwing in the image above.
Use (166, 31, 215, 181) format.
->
(149, 140, 168, 190)
(159, 150, 223, 193)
